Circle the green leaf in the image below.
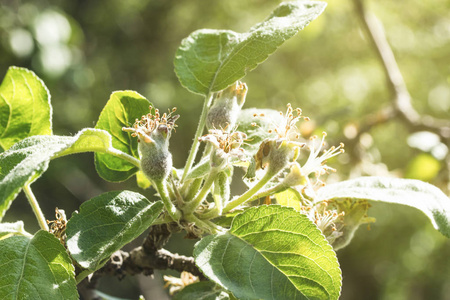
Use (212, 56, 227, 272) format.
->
(95, 91, 151, 182)
(194, 205, 341, 300)
(0, 221, 32, 239)
(0, 128, 122, 220)
(0, 230, 78, 299)
(66, 191, 164, 271)
(315, 176, 450, 238)
(174, 1, 327, 95)
(0, 66, 52, 152)
(173, 282, 230, 300)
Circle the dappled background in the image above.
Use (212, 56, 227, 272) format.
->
(1, 0, 450, 299)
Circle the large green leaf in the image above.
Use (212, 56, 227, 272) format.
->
(0, 129, 120, 220)
(173, 282, 230, 300)
(0, 66, 52, 152)
(66, 191, 164, 271)
(95, 91, 151, 182)
(315, 176, 450, 237)
(174, 1, 327, 95)
(194, 205, 341, 300)
(0, 230, 78, 299)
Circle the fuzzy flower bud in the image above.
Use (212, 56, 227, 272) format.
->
(328, 199, 376, 250)
(123, 106, 178, 183)
(254, 104, 306, 176)
(255, 139, 304, 176)
(282, 132, 345, 191)
(300, 198, 375, 250)
(206, 81, 248, 131)
(199, 129, 248, 170)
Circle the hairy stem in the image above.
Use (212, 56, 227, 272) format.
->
(246, 182, 289, 204)
(198, 205, 221, 220)
(52, 145, 141, 168)
(184, 170, 218, 214)
(106, 147, 141, 168)
(182, 178, 203, 202)
(169, 176, 185, 207)
(154, 180, 181, 222)
(181, 93, 214, 183)
(184, 213, 220, 233)
(223, 171, 274, 213)
(23, 184, 49, 231)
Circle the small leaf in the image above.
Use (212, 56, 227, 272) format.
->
(95, 91, 151, 182)
(315, 176, 450, 237)
(0, 66, 52, 152)
(174, 1, 327, 95)
(66, 191, 164, 271)
(0, 230, 78, 299)
(0, 221, 32, 239)
(194, 205, 341, 300)
(0, 129, 121, 220)
(173, 282, 230, 300)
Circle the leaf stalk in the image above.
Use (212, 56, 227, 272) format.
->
(223, 170, 274, 213)
(181, 92, 214, 183)
(23, 183, 49, 231)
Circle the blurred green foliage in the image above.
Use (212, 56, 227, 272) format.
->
(1, 0, 449, 299)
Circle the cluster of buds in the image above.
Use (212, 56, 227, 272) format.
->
(242, 102, 370, 249)
(122, 81, 372, 249)
(123, 106, 179, 183)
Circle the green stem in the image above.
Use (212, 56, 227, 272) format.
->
(200, 173, 227, 220)
(151, 214, 174, 225)
(106, 147, 141, 168)
(184, 170, 218, 214)
(201, 143, 213, 160)
(183, 178, 203, 202)
(184, 213, 220, 233)
(198, 205, 221, 220)
(23, 184, 49, 231)
(169, 176, 185, 207)
(52, 145, 141, 169)
(181, 93, 214, 183)
(245, 182, 289, 204)
(75, 269, 92, 285)
(223, 171, 274, 213)
(154, 180, 181, 222)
